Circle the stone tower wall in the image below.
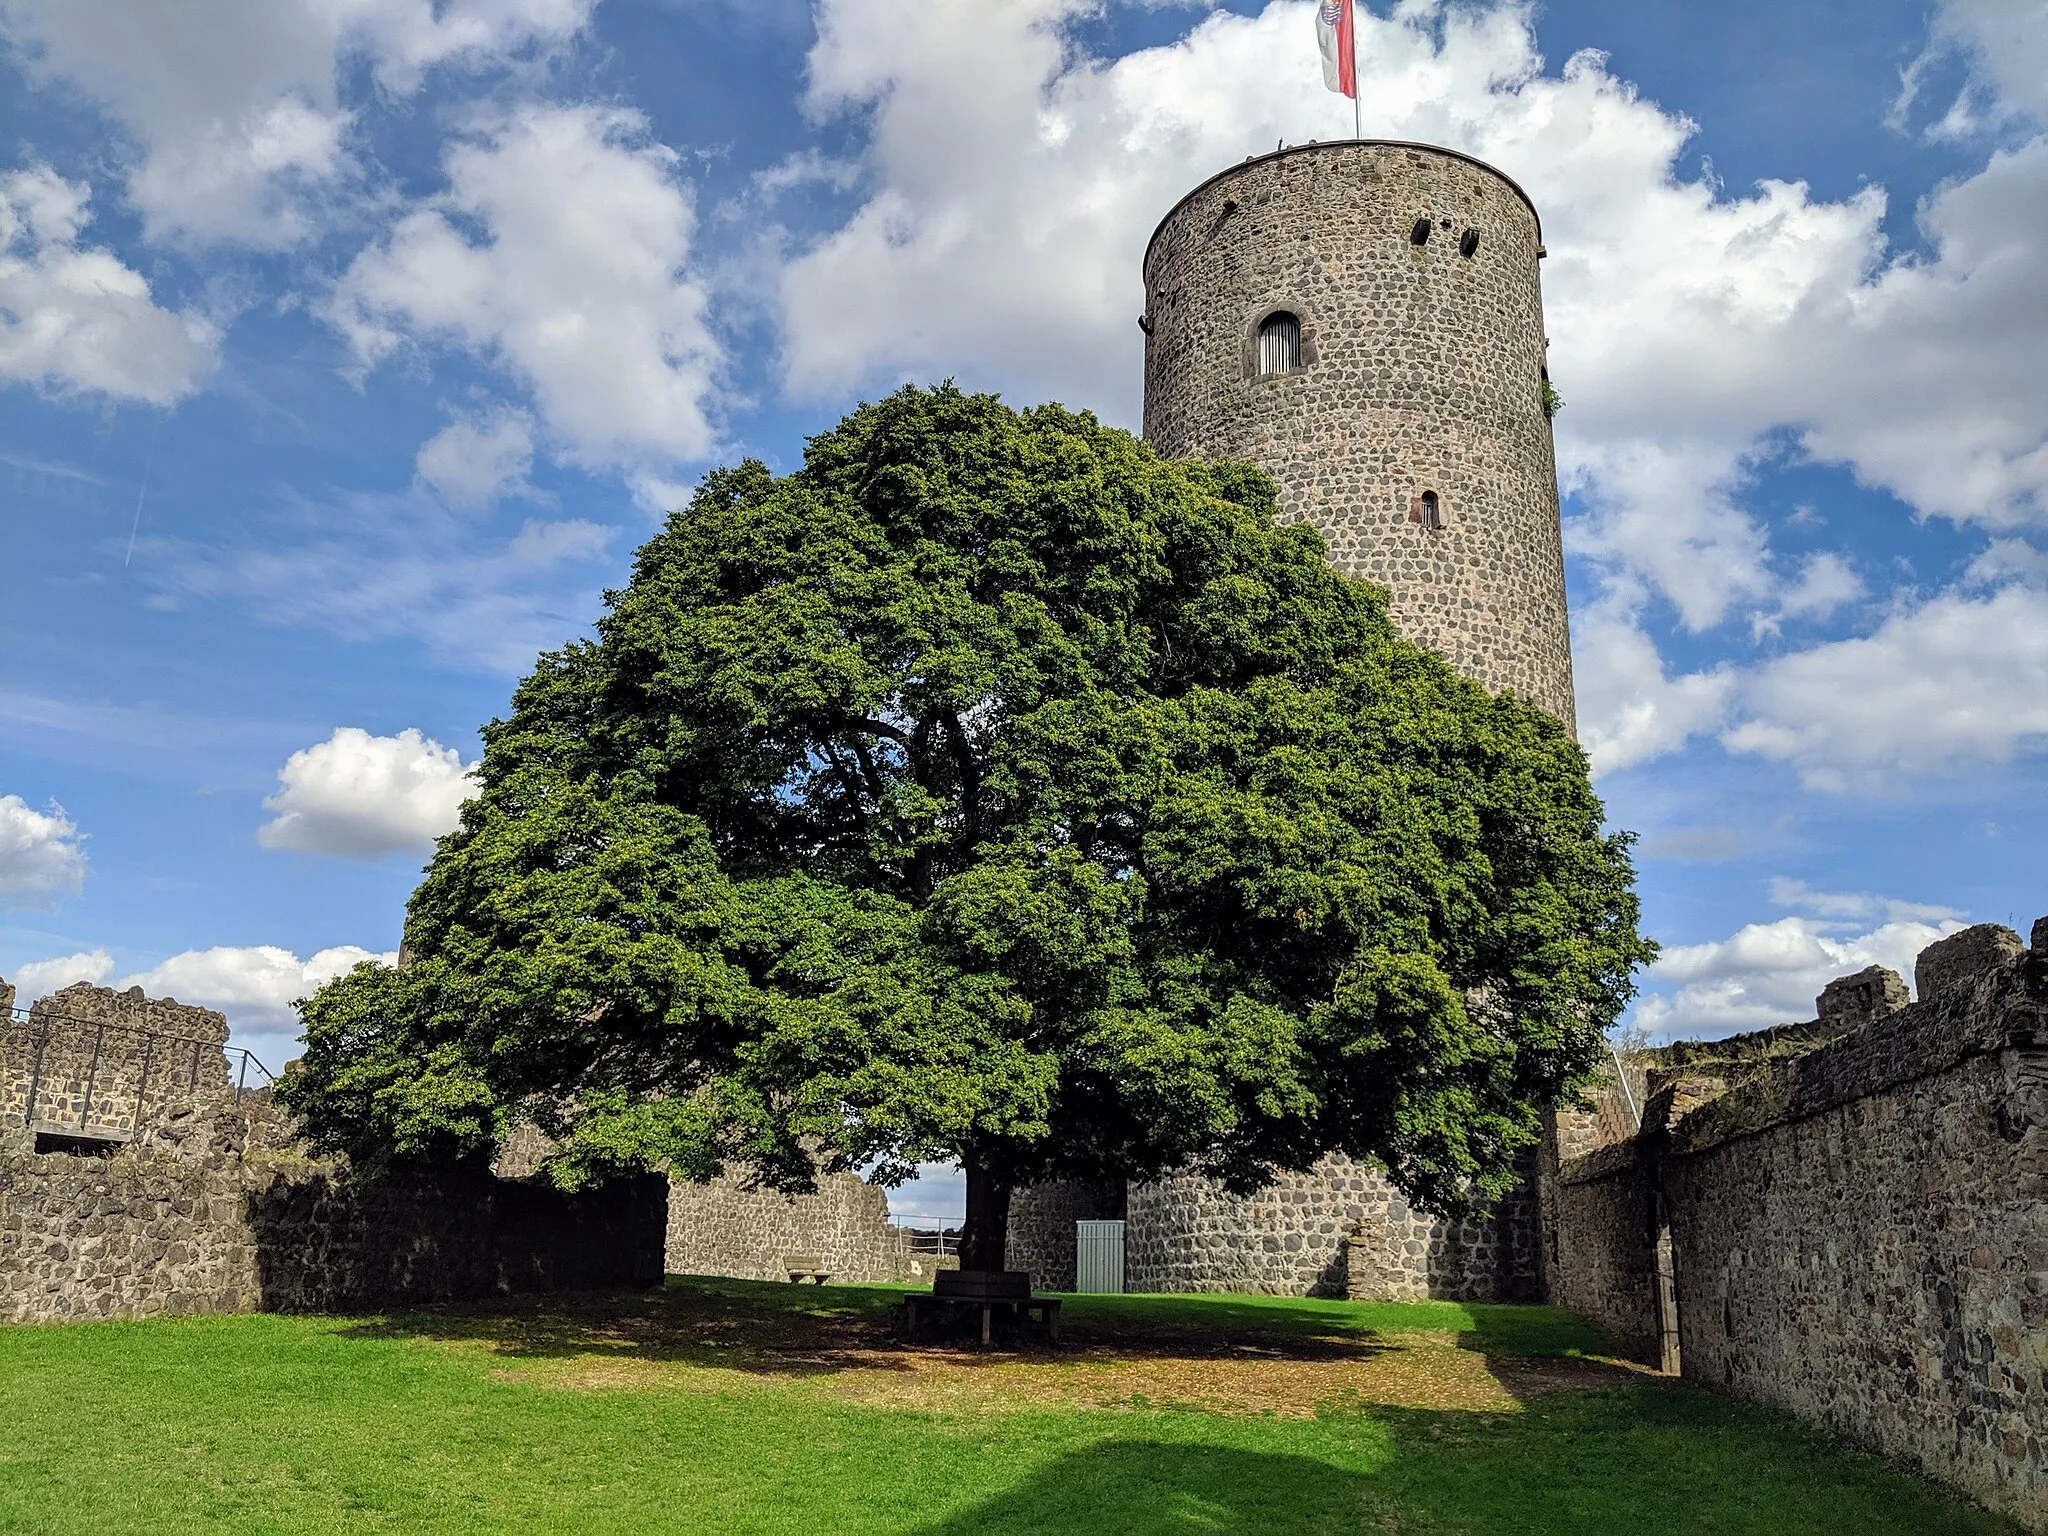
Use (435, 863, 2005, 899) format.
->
(1124, 1153, 1537, 1302)
(1142, 140, 1573, 725)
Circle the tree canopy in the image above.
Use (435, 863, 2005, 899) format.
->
(281, 383, 1653, 1270)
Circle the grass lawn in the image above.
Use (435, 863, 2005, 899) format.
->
(0, 1277, 2014, 1535)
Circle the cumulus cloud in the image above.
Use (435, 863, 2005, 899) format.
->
(0, 166, 218, 403)
(775, 0, 2048, 769)
(1723, 582, 2048, 789)
(258, 726, 477, 857)
(0, 0, 597, 246)
(1894, 0, 2048, 138)
(1636, 914, 1964, 1039)
(327, 104, 721, 473)
(8, 948, 113, 999)
(8, 942, 393, 1047)
(1571, 586, 1734, 775)
(0, 793, 88, 907)
(416, 408, 535, 505)
(1635, 877, 1969, 1040)
(116, 944, 396, 1041)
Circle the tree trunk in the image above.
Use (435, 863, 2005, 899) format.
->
(958, 1158, 1012, 1274)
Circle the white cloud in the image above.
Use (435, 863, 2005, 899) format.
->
(1752, 552, 1866, 641)
(1724, 582, 2048, 789)
(327, 103, 722, 473)
(259, 726, 477, 857)
(0, 166, 218, 403)
(0, 0, 598, 246)
(1636, 913, 1965, 1039)
(1895, 0, 2048, 138)
(778, 0, 2048, 661)
(0, 794, 88, 907)
(8, 948, 113, 1000)
(1966, 537, 2048, 586)
(416, 408, 535, 505)
(1571, 585, 1734, 775)
(115, 943, 396, 1042)
(1637, 875, 1971, 1041)
(1764, 878, 1964, 926)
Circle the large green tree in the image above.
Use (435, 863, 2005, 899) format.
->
(282, 384, 1653, 1271)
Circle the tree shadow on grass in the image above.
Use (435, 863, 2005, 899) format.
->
(336, 1276, 1407, 1380)
(903, 1442, 1382, 1536)
(901, 1394, 2025, 1536)
(332, 1278, 1642, 1417)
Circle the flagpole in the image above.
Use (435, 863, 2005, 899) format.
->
(1351, 0, 1362, 141)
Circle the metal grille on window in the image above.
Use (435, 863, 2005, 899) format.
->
(1257, 312, 1301, 376)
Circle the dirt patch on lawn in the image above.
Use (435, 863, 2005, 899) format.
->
(375, 1285, 1640, 1418)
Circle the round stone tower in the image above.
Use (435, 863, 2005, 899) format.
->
(1142, 139, 1574, 727)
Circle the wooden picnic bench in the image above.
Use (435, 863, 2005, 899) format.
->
(783, 1253, 832, 1284)
(900, 1269, 1062, 1346)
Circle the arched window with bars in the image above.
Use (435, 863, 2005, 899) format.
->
(1255, 311, 1301, 376)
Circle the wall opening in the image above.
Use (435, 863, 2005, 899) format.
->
(1409, 217, 1432, 246)
(1459, 228, 1481, 258)
(34, 1130, 124, 1158)
(1256, 311, 1301, 376)
(1421, 490, 1442, 529)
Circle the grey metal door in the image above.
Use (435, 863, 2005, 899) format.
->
(1075, 1219, 1125, 1293)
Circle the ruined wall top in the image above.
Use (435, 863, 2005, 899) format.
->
(1561, 919, 2047, 1179)
(24, 980, 230, 1045)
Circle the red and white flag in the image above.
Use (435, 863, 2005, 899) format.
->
(1317, 0, 1356, 98)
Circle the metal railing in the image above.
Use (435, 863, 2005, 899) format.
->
(889, 1222, 962, 1257)
(6, 1004, 277, 1137)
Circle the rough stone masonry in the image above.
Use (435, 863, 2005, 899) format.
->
(1545, 919, 2048, 1533)
(2, 981, 664, 1324)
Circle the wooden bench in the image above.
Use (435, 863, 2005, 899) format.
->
(901, 1269, 1062, 1346)
(783, 1254, 832, 1284)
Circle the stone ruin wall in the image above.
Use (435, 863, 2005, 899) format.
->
(1123, 1151, 1538, 1302)
(1006, 1180, 1127, 1292)
(664, 1165, 946, 1286)
(1546, 919, 2048, 1533)
(1142, 140, 1574, 725)
(2, 979, 665, 1326)
(2, 982, 233, 1142)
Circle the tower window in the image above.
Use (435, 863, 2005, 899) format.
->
(1256, 312, 1301, 376)
(1412, 490, 1443, 529)
(1459, 228, 1481, 258)
(1410, 217, 1432, 245)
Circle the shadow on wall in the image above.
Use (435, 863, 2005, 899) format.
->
(904, 1443, 1380, 1536)
(243, 1162, 669, 1313)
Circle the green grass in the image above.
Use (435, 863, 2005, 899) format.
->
(0, 1278, 2014, 1535)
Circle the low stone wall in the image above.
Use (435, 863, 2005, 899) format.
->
(1124, 1151, 1538, 1301)
(665, 1167, 927, 1284)
(1548, 920, 2048, 1532)
(0, 1097, 666, 1325)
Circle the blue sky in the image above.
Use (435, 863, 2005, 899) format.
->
(3, 0, 2046, 1219)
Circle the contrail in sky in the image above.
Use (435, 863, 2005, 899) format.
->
(124, 413, 167, 567)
